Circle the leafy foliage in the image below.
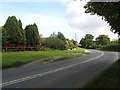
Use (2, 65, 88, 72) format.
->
(79, 34, 94, 48)
(84, 2, 120, 35)
(43, 37, 66, 50)
(65, 39, 75, 50)
(3, 16, 26, 46)
(1, 26, 9, 46)
(56, 32, 66, 42)
(24, 23, 41, 47)
(96, 35, 110, 45)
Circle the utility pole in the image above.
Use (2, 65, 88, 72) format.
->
(75, 33, 77, 41)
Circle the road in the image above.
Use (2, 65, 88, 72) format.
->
(1, 49, 119, 88)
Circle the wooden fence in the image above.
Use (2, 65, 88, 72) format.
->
(1, 47, 45, 51)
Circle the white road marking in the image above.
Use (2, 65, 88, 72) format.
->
(1, 50, 104, 87)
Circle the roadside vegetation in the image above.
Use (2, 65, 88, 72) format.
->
(81, 2, 120, 88)
(82, 59, 120, 88)
(2, 48, 89, 68)
(79, 34, 119, 52)
(1, 16, 78, 51)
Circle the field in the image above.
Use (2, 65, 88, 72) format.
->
(2, 48, 89, 68)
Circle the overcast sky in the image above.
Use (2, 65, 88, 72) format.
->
(0, 0, 118, 42)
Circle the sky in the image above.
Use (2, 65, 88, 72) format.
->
(0, 0, 118, 42)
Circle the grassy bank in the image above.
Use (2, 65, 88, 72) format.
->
(2, 48, 89, 68)
(82, 59, 120, 88)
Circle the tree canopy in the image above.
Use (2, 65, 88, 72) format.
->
(24, 23, 41, 47)
(3, 16, 26, 46)
(79, 34, 94, 48)
(84, 2, 120, 35)
(2, 16, 42, 47)
(56, 32, 66, 42)
(96, 35, 110, 45)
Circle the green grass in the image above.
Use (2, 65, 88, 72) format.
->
(82, 59, 120, 88)
(2, 48, 87, 68)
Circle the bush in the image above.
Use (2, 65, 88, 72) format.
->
(42, 37, 66, 50)
(42, 47, 52, 51)
(100, 44, 120, 52)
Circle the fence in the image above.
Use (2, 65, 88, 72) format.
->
(1, 47, 44, 51)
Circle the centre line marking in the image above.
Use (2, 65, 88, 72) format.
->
(1, 50, 104, 87)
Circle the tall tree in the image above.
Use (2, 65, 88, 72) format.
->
(96, 35, 110, 45)
(3, 16, 26, 46)
(25, 23, 41, 47)
(84, 2, 120, 35)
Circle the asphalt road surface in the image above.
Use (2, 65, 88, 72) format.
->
(1, 49, 119, 88)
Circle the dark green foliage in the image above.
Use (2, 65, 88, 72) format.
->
(3, 16, 26, 46)
(79, 34, 94, 48)
(43, 37, 66, 50)
(100, 44, 120, 52)
(43, 32, 66, 50)
(96, 35, 110, 45)
(1, 26, 9, 46)
(56, 32, 66, 42)
(24, 23, 41, 47)
(84, 2, 120, 35)
(85, 34, 94, 40)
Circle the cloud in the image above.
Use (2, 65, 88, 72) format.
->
(0, 1, 118, 41)
(64, 1, 118, 40)
(18, 13, 75, 38)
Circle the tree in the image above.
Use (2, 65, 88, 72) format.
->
(72, 39, 77, 46)
(110, 39, 120, 45)
(65, 39, 75, 50)
(24, 23, 41, 47)
(56, 32, 66, 42)
(3, 16, 26, 46)
(84, 34, 94, 40)
(50, 32, 56, 38)
(96, 35, 110, 45)
(1, 26, 10, 46)
(43, 37, 66, 50)
(79, 34, 94, 48)
(84, 2, 120, 35)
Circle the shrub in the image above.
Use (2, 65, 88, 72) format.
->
(42, 37, 66, 50)
(100, 44, 120, 52)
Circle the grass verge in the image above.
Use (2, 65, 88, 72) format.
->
(41, 54, 83, 63)
(53, 54, 82, 61)
(82, 59, 120, 88)
(2, 48, 89, 68)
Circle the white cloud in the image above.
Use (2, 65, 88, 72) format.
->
(0, 1, 118, 42)
(65, 1, 118, 40)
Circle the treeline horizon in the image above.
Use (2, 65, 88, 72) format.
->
(1, 16, 78, 50)
(1, 16, 119, 50)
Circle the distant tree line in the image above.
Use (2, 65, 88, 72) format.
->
(79, 34, 111, 48)
(42, 32, 77, 50)
(1, 16, 77, 50)
(79, 34, 119, 51)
